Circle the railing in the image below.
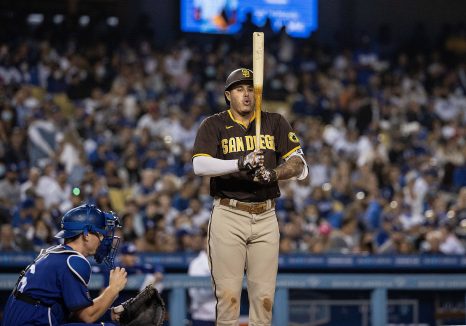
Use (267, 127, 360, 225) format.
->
(2, 253, 466, 270)
(2, 273, 466, 325)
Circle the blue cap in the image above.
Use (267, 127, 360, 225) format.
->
(176, 228, 193, 238)
(20, 198, 35, 210)
(120, 243, 137, 255)
(6, 163, 18, 173)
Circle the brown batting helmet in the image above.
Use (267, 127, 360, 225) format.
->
(224, 68, 253, 105)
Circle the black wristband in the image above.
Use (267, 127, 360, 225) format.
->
(269, 169, 278, 182)
(237, 155, 246, 171)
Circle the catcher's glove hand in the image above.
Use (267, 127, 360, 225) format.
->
(114, 285, 166, 326)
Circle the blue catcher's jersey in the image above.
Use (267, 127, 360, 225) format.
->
(2, 245, 94, 326)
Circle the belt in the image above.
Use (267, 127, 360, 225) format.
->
(219, 198, 275, 215)
(13, 290, 51, 307)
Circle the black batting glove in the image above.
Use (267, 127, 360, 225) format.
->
(237, 149, 264, 171)
(253, 166, 278, 184)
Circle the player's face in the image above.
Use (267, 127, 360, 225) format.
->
(226, 83, 255, 116)
(87, 232, 104, 255)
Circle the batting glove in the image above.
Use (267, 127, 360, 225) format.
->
(238, 149, 264, 171)
(253, 166, 278, 184)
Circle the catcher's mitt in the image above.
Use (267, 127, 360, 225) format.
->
(114, 285, 166, 326)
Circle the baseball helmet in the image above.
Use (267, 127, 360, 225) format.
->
(224, 68, 253, 105)
(55, 204, 121, 268)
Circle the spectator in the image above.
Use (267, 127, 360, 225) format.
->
(0, 163, 21, 210)
(188, 231, 216, 326)
(0, 21, 465, 257)
(439, 221, 465, 254)
(327, 210, 360, 254)
(20, 166, 41, 200)
(27, 105, 63, 166)
(0, 224, 21, 252)
(35, 164, 72, 212)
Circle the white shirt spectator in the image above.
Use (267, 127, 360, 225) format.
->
(136, 114, 169, 138)
(164, 49, 191, 78)
(291, 179, 312, 214)
(309, 162, 330, 188)
(0, 178, 21, 209)
(36, 174, 72, 212)
(399, 211, 424, 231)
(189, 208, 211, 229)
(0, 65, 22, 84)
(20, 167, 41, 200)
(403, 173, 428, 220)
(188, 250, 216, 322)
(434, 96, 460, 121)
(59, 142, 82, 174)
(440, 233, 465, 255)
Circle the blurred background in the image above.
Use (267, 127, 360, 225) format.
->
(0, 0, 465, 325)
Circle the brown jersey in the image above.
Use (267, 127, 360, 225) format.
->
(192, 109, 303, 202)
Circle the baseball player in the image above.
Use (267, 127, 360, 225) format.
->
(2, 204, 128, 326)
(192, 68, 308, 325)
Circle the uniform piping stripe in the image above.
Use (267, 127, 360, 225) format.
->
(207, 208, 219, 322)
(67, 255, 91, 286)
(48, 307, 52, 326)
(192, 153, 212, 159)
(282, 145, 302, 159)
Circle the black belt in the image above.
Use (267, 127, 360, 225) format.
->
(13, 290, 51, 307)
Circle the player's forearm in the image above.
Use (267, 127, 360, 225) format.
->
(193, 156, 239, 176)
(274, 156, 305, 180)
(75, 287, 119, 323)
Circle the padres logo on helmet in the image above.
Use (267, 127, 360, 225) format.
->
(241, 69, 250, 77)
(288, 132, 300, 143)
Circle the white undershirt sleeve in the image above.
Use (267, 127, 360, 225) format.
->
(193, 156, 240, 177)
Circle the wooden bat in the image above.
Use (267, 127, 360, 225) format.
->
(253, 32, 264, 151)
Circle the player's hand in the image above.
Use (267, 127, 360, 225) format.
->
(153, 272, 164, 283)
(238, 149, 264, 171)
(253, 166, 278, 184)
(109, 267, 128, 293)
(111, 307, 122, 321)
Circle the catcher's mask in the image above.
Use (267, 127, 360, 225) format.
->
(55, 204, 121, 268)
(224, 68, 253, 106)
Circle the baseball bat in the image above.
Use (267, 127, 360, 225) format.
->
(253, 32, 264, 151)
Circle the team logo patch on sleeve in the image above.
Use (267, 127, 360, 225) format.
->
(288, 132, 300, 143)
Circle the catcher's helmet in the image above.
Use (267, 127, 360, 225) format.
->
(224, 68, 253, 106)
(55, 204, 121, 268)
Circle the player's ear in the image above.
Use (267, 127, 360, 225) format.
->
(225, 91, 231, 102)
(82, 233, 90, 242)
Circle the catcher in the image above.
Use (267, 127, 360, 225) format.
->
(3, 204, 127, 326)
(3, 204, 165, 326)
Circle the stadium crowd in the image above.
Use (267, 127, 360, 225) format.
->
(0, 19, 465, 257)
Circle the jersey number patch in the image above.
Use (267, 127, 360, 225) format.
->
(17, 264, 35, 292)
